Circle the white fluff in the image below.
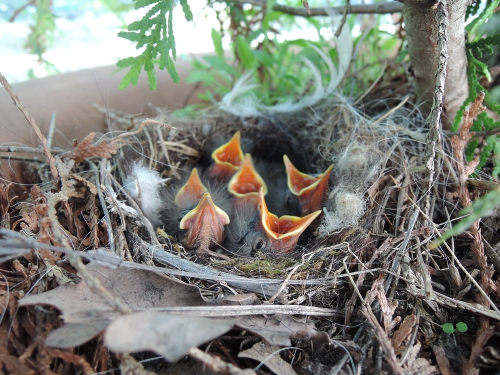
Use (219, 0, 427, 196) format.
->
(319, 192, 366, 233)
(123, 163, 168, 227)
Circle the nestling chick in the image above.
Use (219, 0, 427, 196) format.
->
(284, 155, 334, 216)
(222, 188, 320, 257)
(161, 168, 232, 254)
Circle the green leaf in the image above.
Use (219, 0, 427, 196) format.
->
(211, 28, 224, 57)
(442, 323, 455, 334)
(203, 55, 239, 76)
(134, 0, 159, 9)
(119, 64, 142, 90)
(144, 60, 157, 90)
(253, 50, 276, 67)
(180, 0, 193, 21)
(235, 35, 256, 69)
(455, 322, 468, 333)
(466, 0, 500, 36)
(431, 186, 500, 248)
(185, 70, 218, 85)
(166, 56, 180, 84)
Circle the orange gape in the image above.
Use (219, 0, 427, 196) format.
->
(228, 153, 267, 208)
(176, 169, 230, 253)
(257, 188, 320, 254)
(208, 132, 245, 182)
(284, 155, 334, 216)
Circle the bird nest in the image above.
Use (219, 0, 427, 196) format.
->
(1, 86, 500, 374)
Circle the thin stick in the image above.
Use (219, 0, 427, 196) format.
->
(0, 73, 59, 180)
(226, 0, 402, 17)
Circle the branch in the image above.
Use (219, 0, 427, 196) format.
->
(423, 0, 448, 221)
(225, 0, 402, 17)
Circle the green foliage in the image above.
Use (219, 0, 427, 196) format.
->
(442, 323, 455, 334)
(431, 186, 500, 248)
(116, 0, 193, 89)
(442, 322, 468, 334)
(466, 0, 499, 37)
(24, 0, 56, 66)
(456, 322, 468, 333)
(182, 1, 402, 109)
(452, 2, 500, 181)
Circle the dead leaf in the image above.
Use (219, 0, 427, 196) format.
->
(67, 133, 118, 164)
(104, 311, 235, 362)
(237, 314, 328, 347)
(238, 341, 297, 375)
(19, 263, 214, 323)
(46, 321, 110, 348)
(391, 314, 417, 355)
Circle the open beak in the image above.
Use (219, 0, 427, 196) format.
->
(284, 155, 334, 215)
(228, 153, 267, 206)
(258, 188, 320, 253)
(180, 192, 230, 252)
(209, 131, 245, 181)
(175, 168, 207, 207)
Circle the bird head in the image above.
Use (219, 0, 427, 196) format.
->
(179, 191, 231, 253)
(257, 188, 321, 253)
(284, 155, 334, 216)
(171, 168, 231, 253)
(208, 131, 244, 181)
(174, 168, 207, 207)
(223, 188, 320, 256)
(228, 153, 267, 207)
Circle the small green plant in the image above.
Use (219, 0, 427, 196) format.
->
(453, 0, 500, 176)
(116, 0, 193, 89)
(442, 322, 468, 334)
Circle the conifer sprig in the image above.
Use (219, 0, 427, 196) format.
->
(116, 0, 193, 90)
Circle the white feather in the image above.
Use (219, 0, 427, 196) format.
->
(123, 163, 168, 227)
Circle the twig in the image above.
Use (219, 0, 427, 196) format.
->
(0, 145, 63, 154)
(189, 347, 256, 375)
(8, 0, 36, 22)
(423, 0, 448, 222)
(225, 0, 402, 17)
(0, 73, 59, 181)
(334, 0, 351, 37)
(47, 111, 56, 149)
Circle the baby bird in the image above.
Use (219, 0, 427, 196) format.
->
(207, 131, 244, 182)
(284, 155, 334, 216)
(161, 168, 232, 255)
(228, 153, 268, 208)
(223, 188, 320, 257)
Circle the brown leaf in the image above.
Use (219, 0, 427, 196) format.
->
(104, 311, 235, 362)
(238, 341, 297, 375)
(68, 133, 118, 164)
(237, 314, 328, 347)
(391, 314, 417, 355)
